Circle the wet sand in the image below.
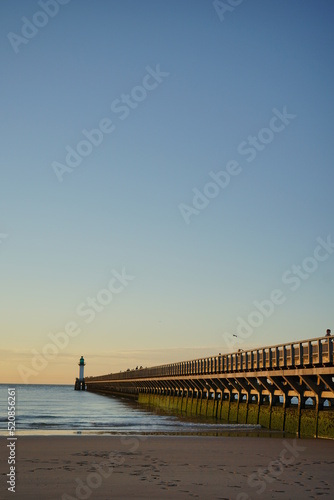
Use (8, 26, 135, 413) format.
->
(1, 436, 333, 499)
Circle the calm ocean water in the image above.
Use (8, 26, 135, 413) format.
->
(0, 384, 263, 436)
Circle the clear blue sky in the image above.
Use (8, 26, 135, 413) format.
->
(1, 0, 333, 383)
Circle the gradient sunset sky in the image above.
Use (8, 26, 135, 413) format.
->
(1, 0, 333, 384)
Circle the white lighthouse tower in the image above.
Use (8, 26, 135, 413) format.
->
(74, 356, 86, 390)
(79, 356, 85, 380)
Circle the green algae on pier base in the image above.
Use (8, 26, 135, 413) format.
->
(138, 393, 334, 439)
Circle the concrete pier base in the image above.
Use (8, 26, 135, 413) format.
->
(74, 378, 86, 390)
(137, 392, 334, 439)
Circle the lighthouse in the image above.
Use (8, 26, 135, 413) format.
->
(79, 356, 85, 380)
(74, 356, 86, 390)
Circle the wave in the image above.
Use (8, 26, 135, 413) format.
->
(15, 422, 262, 432)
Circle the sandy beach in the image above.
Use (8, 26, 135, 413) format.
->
(1, 435, 333, 499)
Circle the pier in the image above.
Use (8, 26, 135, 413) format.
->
(86, 336, 334, 438)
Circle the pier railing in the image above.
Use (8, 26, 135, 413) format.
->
(88, 336, 333, 382)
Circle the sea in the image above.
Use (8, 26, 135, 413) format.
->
(0, 384, 266, 436)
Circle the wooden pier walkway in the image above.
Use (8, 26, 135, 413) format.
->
(86, 336, 334, 438)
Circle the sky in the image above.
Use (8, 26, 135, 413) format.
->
(1, 0, 333, 384)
